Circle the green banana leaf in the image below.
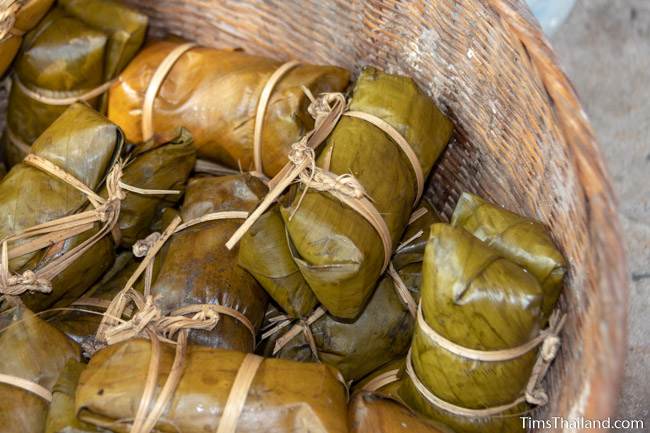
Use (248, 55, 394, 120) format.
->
(0, 103, 122, 276)
(76, 339, 349, 433)
(398, 223, 545, 433)
(1, 107, 196, 313)
(0, 305, 80, 433)
(0, 0, 55, 77)
(4, 0, 147, 165)
(45, 359, 100, 433)
(108, 39, 350, 177)
(350, 393, 456, 433)
(151, 175, 270, 353)
(263, 202, 440, 381)
(114, 128, 196, 247)
(239, 204, 318, 318)
(283, 67, 453, 319)
(451, 192, 566, 318)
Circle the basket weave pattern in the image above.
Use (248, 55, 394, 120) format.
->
(0, 1, 628, 431)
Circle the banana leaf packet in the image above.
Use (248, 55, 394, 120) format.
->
(262, 203, 440, 381)
(0, 0, 55, 77)
(451, 192, 566, 318)
(150, 175, 269, 352)
(0, 103, 123, 311)
(108, 39, 350, 177)
(45, 359, 101, 433)
(350, 393, 456, 433)
(239, 204, 318, 318)
(1, 106, 196, 313)
(0, 305, 80, 433)
(399, 223, 547, 433)
(4, 0, 147, 166)
(283, 67, 454, 319)
(76, 339, 349, 433)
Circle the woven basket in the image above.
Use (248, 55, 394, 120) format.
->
(0, 0, 628, 431)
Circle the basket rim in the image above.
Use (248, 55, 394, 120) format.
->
(490, 0, 629, 426)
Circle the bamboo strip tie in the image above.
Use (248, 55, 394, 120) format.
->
(0, 373, 53, 402)
(405, 305, 566, 417)
(13, 75, 116, 106)
(141, 42, 197, 142)
(358, 369, 401, 393)
(252, 60, 301, 177)
(0, 155, 179, 298)
(261, 306, 327, 360)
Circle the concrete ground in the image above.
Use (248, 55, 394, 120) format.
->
(551, 0, 649, 429)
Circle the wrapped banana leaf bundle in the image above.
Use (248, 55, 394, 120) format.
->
(399, 223, 565, 433)
(451, 192, 566, 318)
(76, 338, 349, 433)
(0, 103, 123, 311)
(108, 39, 350, 177)
(0, 104, 196, 312)
(350, 393, 456, 433)
(0, 305, 80, 433)
(262, 203, 440, 381)
(282, 67, 454, 319)
(148, 174, 270, 352)
(239, 204, 318, 318)
(45, 360, 101, 433)
(0, 0, 55, 76)
(4, 0, 147, 165)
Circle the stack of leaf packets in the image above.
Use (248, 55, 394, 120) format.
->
(262, 202, 440, 381)
(0, 305, 80, 433)
(150, 175, 269, 352)
(108, 39, 350, 177)
(350, 393, 456, 433)
(282, 68, 453, 319)
(0, 104, 195, 312)
(399, 196, 566, 433)
(4, 0, 147, 165)
(0, 0, 55, 76)
(76, 339, 349, 433)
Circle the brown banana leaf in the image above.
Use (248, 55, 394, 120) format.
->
(239, 204, 318, 318)
(151, 175, 269, 352)
(0, 0, 55, 77)
(451, 192, 566, 318)
(76, 339, 349, 433)
(350, 393, 456, 433)
(108, 39, 350, 176)
(0, 305, 80, 433)
(45, 359, 100, 433)
(262, 202, 440, 381)
(399, 223, 545, 433)
(4, 0, 147, 165)
(283, 67, 453, 318)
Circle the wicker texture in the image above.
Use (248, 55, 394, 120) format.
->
(0, 1, 627, 431)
